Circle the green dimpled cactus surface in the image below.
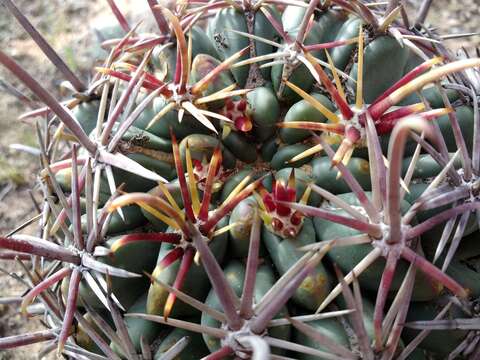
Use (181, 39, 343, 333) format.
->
(1, 0, 480, 359)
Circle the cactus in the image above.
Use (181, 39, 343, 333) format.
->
(1, 0, 480, 359)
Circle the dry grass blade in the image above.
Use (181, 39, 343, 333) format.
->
(0, 329, 58, 350)
(147, 0, 169, 34)
(0, 50, 96, 153)
(1, 235, 79, 264)
(105, 0, 130, 32)
(1, 0, 86, 92)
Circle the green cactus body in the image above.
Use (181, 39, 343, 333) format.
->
(64, 150, 174, 199)
(75, 236, 161, 310)
(81, 205, 146, 235)
(151, 97, 210, 139)
(271, 56, 313, 104)
(154, 326, 210, 359)
(313, 193, 442, 301)
(337, 295, 408, 356)
(190, 53, 235, 110)
(228, 196, 259, 258)
(446, 257, 480, 299)
(272, 8, 345, 103)
(378, 130, 418, 158)
(271, 6, 313, 103)
(280, 93, 336, 144)
(179, 133, 236, 169)
(330, 17, 363, 71)
(116, 124, 172, 152)
(110, 295, 162, 356)
(404, 182, 457, 254)
(247, 85, 280, 141)
(126, 152, 176, 181)
(438, 232, 480, 297)
(253, 7, 281, 79)
(221, 131, 257, 163)
(401, 84, 461, 109)
(408, 348, 428, 360)
(294, 318, 350, 359)
(311, 156, 372, 194)
(73, 100, 101, 135)
(271, 144, 313, 170)
(131, 100, 166, 139)
(349, 35, 410, 104)
(262, 218, 331, 310)
(92, 20, 125, 59)
(3, 2, 480, 359)
(401, 153, 463, 180)
(220, 169, 268, 203)
(260, 137, 279, 162)
(280, 4, 308, 37)
(207, 6, 280, 86)
(151, 45, 177, 83)
(403, 299, 468, 357)
(201, 261, 291, 355)
(282, 7, 345, 48)
(146, 242, 211, 317)
(189, 25, 219, 59)
(406, 182, 478, 252)
(75, 312, 110, 355)
(337, 294, 376, 341)
(56, 167, 109, 205)
(423, 86, 461, 109)
(436, 105, 474, 152)
(207, 8, 250, 87)
(315, 9, 348, 44)
(122, 147, 174, 179)
(146, 217, 228, 317)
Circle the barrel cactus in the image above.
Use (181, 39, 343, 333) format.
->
(1, 0, 480, 358)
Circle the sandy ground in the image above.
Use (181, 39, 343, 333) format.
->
(0, 2, 127, 358)
(0, 1, 478, 359)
